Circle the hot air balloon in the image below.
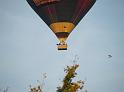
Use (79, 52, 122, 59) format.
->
(26, 0, 96, 50)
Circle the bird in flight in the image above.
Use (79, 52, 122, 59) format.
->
(108, 55, 112, 58)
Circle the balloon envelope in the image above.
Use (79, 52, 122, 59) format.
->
(26, 0, 96, 50)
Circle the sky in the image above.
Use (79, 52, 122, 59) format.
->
(0, 0, 124, 92)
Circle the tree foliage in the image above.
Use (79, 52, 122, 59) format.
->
(29, 64, 84, 92)
(57, 64, 84, 92)
(29, 85, 42, 92)
(29, 73, 47, 92)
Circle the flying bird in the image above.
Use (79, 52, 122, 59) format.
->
(108, 55, 112, 58)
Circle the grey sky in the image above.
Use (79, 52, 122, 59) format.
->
(0, 0, 124, 92)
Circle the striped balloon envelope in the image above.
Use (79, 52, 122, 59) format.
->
(26, 0, 96, 50)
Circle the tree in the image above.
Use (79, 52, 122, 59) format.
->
(57, 64, 84, 92)
(29, 63, 84, 92)
(29, 73, 47, 92)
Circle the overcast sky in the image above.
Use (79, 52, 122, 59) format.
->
(0, 0, 124, 92)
